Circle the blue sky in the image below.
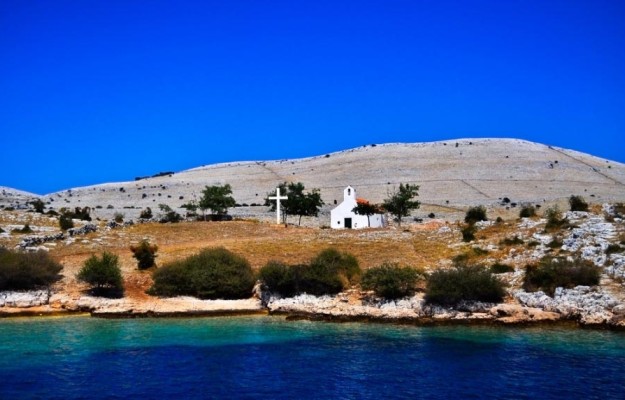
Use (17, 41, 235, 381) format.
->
(1, 0, 624, 195)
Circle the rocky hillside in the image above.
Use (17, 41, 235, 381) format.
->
(4, 139, 625, 220)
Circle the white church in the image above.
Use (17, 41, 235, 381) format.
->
(330, 186, 385, 229)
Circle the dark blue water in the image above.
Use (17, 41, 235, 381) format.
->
(1, 316, 624, 399)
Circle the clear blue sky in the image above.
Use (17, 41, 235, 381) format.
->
(1, 0, 624, 195)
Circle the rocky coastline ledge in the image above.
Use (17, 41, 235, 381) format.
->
(1, 287, 624, 330)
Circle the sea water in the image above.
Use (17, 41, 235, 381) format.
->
(0, 316, 623, 399)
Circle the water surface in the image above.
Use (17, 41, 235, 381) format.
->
(1, 316, 623, 399)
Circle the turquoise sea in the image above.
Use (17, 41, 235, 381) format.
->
(0, 316, 624, 399)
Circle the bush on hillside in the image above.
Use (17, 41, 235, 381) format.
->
(464, 206, 487, 224)
(523, 256, 600, 296)
(519, 204, 536, 218)
(569, 195, 589, 212)
(59, 214, 74, 231)
(310, 248, 361, 286)
(258, 261, 300, 298)
(544, 206, 568, 231)
(461, 224, 476, 242)
(148, 247, 255, 299)
(11, 224, 33, 234)
(361, 263, 423, 299)
(77, 252, 124, 297)
(139, 207, 153, 219)
(258, 248, 361, 297)
(425, 265, 506, 306)
(130, 239, 158, 269)
(490, 263, 514, 274)
(0, 247, 63, 291)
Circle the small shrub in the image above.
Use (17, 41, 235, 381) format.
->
(0, 247, 62, 290)
(547, 237, 563, 249)
(461, 224, 476, 242)
(428, 213, 436, 218)
(77, 252, 123, 297)
(544, 206, 567, 230)
(519, 205, 536, 218)
(569, 195, 588, 212)
(490, 263, 514, 274)
(606, 244, 623, 255)
(0, 227, 4, 233)
(500, 236, 524, 246)
(130, 240, 158, 269)
(465, 206, 487, 224)
(452, 253, 469, 266)
(148, 247, 254, 299)
(523, 256, 600, 296)
(158, 204, 182, 223)
(30, 199, 45, 213)
(11, 224, 33, 234)
(361, 263, 423, 299)
(425, 265, 506, 306)
(59, 214, 74, 231)
(495, 216, 503, 224)
(113, 212, 124, 223)
(472, 247, 489, 256)
(139, 207, 153, 219)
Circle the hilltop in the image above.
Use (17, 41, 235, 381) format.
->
(2, 139, 625, 223)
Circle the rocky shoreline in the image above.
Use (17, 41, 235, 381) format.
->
(2, 288, 624, 330)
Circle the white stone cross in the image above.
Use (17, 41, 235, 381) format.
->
(268, 187, 288, 224)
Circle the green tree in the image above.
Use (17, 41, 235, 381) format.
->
(77, 252, 123, 297)
(199, 184, 236, 218)
(352, 199, 382, 227)
(266, 182, 324, 225)
(139, 207, 153, 219)
(382, 183, 420, 226)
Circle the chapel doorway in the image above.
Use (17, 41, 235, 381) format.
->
(344, 218, 352, 229)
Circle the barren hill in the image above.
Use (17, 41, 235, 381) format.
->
(5, 139, 625, 219)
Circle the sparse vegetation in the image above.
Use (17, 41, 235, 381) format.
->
(30, 199, 45, 213)
(569, 195, 589, 212)
(113, 212, 124, 223)
(465, 205, 487, 224)
(490, 263, 514, 274)
(59, 214, 74, 231)
(11, 224, 33, 234)
(544, 206, 567, 231)
(148, 247, 255, 299)
(77, 252, 124, 297)
(0, 247, 62, 290)
(139, 207, 153, 219)
(361, 263, 423, 299)
(461, 224, 476, 242)
(519, 204, 536, 218)
(425, 265, 506, 306)
(523, 256, 601, 296)
(500, 236, 524, 246)
(606, 244, 623, 255)
(130, 240, 158, 269)
(158, 204, 182, 223)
